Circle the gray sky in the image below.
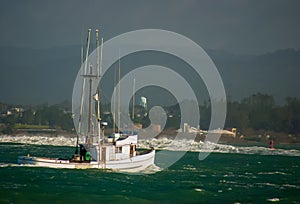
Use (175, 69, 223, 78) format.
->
(1, 0, 300, 54)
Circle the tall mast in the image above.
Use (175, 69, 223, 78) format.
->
(75, 38, 86, 154)
(96, 29, 100, 78)
(100, 38, 103, 77)
(99, 38, 104, 142)
(95, 29, 101, 146)
(113, 65, 117, 133)
(132, 78, 136, 134)
(132, 78, 135, 121)
(117, 51, 121, 132)
(87, 64, 93, 146)
(79, 28, 91, 144)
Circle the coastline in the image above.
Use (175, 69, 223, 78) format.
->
(1, 133, 300, 158)
(157, 128, 300, 147)
(1, 127, 299, 148)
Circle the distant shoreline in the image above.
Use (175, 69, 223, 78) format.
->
(158, 128, 300, 146)
(1, 128, 299, 148)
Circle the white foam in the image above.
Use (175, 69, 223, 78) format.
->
(267, 198, 280, 202)
(139, 138, 300, 156)
(1, 135, 300, 157)
(0, 134, 83, 147)
(0, 163, 20, 168)
(194, 188, 204, 192)
(258, 171, 288, 175)
(138, 164, 162, 174)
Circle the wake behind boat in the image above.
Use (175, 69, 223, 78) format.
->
(17, 29, 155, 173)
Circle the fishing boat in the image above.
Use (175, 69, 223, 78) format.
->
(17, 135, 155, 172)
(17, 29, 155, 173)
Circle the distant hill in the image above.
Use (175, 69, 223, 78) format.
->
(0, 46, 299, 105)
(207, 48, 300, 104)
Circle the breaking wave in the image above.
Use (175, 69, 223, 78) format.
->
(0, 134, 82, 147)
(139, 138, 300, 157)
(1, 135, 300, 157)
(0, 163, 20, 168)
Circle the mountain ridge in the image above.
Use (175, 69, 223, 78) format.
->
(0, 45, 299, 105)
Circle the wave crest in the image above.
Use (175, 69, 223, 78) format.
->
(1, 135, 299, 157)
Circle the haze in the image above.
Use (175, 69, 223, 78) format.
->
(0, 0, 299, 104)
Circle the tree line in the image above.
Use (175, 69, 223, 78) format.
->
(1, 93, 299, 135)
(225, 94, 300, 134)
(0, 102, 73, 134)
(152, 93, 300, 134)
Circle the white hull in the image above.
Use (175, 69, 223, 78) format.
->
(17, 149, 155, 173)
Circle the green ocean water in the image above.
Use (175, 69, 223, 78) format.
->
(0, 142, 299, 203)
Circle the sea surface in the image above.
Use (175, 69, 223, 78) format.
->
(0, 136, 300, 203)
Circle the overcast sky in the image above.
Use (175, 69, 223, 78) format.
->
(0, 0, 300, 54)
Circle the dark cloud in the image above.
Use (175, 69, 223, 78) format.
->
(0, 0, 300, 54)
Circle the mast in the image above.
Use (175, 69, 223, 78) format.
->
(79, 28, 91, 144)
(100, 38, 103, 77)
(85, 30, 97, 147)
(75, 42, 85, 154)
(94, 29, 104, 164)
(87, 64, 93, 146)
(95, 29, 102, 146)
(132, 78, 135, 134)
(95, 29, 101, 146)
(96, 29, 100, 78)
(99, 37, 104, 143)
(117, 51, 121, 132)
(113, 65, 117, 133)
(132, 78, 135, 121)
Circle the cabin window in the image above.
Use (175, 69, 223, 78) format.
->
(115, 147, 122, 153)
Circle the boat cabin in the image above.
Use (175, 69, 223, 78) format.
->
(85, 133, 138, 163)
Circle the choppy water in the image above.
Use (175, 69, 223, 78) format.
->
(0, 136, 300, 203)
